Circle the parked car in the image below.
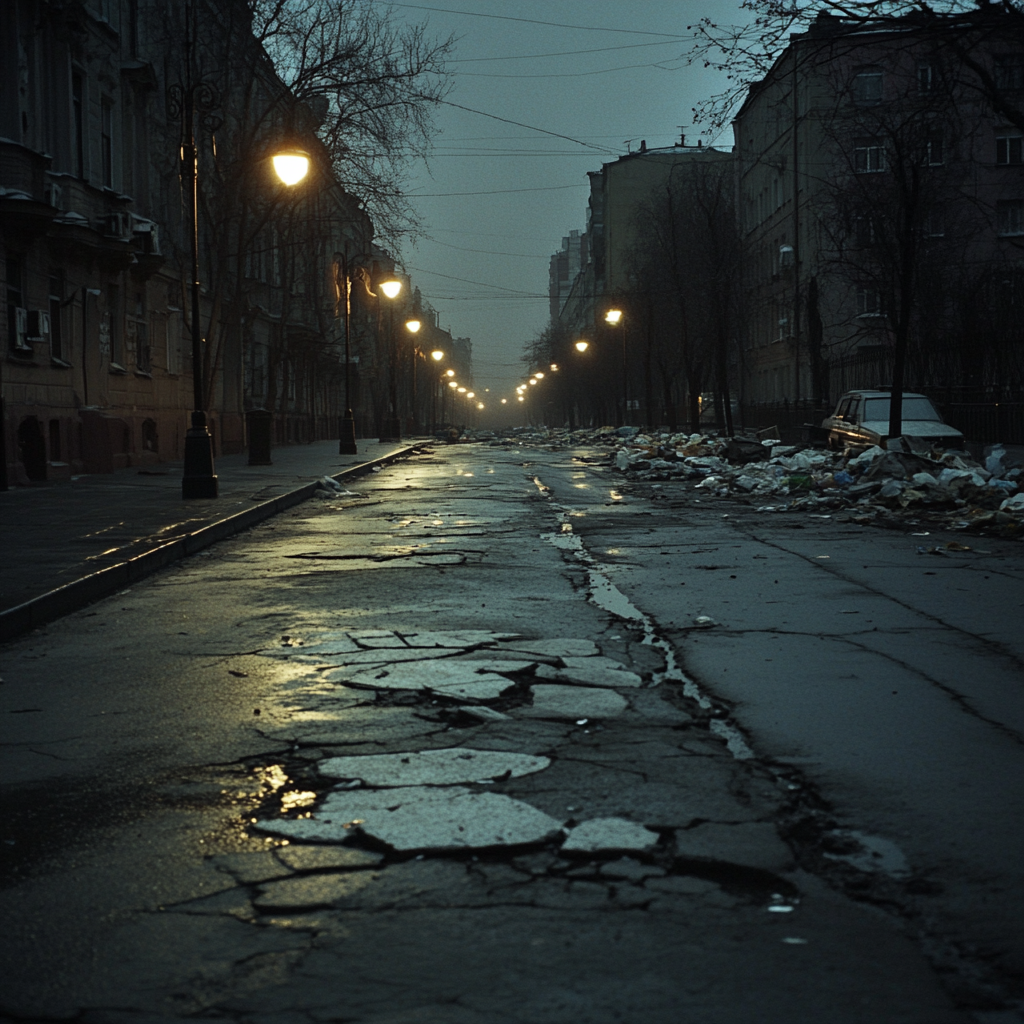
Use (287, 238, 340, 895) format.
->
(822, 390, 965, 451)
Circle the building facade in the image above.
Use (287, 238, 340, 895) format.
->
(733, 8, 1024, 423)
(1, 0, 459, 486)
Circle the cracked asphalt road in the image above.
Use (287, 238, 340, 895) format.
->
(0, 442, 1020, 1023)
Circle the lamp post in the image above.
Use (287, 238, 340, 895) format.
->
(429, 349, 444, 433)
(405, 318, 421, 433)
(605, 308, 627, 427)
(169, 7, 223, 499)
(379, 277, 402, 442)
(271, 149, 368, 455)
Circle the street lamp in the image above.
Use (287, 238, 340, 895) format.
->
(170, 17, 226, 499)
(405, 319, 422, 433)
(272, 149, 375, 455)
(379, 277, 402, 442)
(271, 150, 310, 186)
(605, 308, 628, 426)
(575, 340, 589, 352)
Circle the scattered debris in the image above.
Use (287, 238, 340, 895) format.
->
(472, 426, 1023, 537)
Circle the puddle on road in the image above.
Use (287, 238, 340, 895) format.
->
(822, 829, 911, 878)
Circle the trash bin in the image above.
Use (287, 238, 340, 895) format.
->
(247, 409, 272, 465)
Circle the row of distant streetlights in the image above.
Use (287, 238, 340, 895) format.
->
(507, 307, 624, 419)
(274, 150, 485, 437)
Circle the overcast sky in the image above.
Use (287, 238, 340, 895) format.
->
(387, 0, 746, 409)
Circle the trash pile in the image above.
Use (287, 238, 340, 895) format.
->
(472, 426, 1023, 535)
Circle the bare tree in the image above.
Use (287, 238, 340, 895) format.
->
(249, 0, 455, 246)
(687, 0, 1023, 134)
(625, 161, 742, 432)
(160, 0, 452, 429)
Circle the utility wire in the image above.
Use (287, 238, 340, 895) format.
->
(438, 100, 619, 155)
(409, 182, 588, 196)
(449, 40, 686, 63)
(407, 265, 546, 295)
(386, 4, 691, 38)
(459, 60, 687, 79)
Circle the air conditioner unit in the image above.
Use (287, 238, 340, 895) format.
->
(104, 212, 132, 240)
(26, 310, 50, 340)
(13, 307, 32, 350)
(132, 217, 161, 255)
(44, 182, 63, 210)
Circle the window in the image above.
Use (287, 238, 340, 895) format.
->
(854, 214, 877, 246)
(166, 308, 182, 374)
(852, 69, 883, 105)
(49, 271, 64, 360)
(918, 64, 936, 94)
(101, 98, 114, 188)
(997, 200, 1024, 236)
(6, 256, 27, 352)
(994, 55, 1024, 92)
(132, 291, 150, 373)
(924, 129, 944, 166)
(134, 320, 151, 373)
(72, 73, 85, 179)
(49, 419, 62, 462)
(107, 283, 123, 368)
(996, 131, 1023, 165)
(857, 285, 882, 316)
(854, 140, 886, 172)
(924, 203, 945, 237)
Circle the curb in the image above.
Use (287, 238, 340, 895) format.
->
(0, 443, 428, 644)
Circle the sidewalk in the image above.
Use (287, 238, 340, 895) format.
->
(0, 438, 426, 631)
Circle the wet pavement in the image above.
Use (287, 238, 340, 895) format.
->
(0, 439, 418, 615)
(0, 442, 1020, 1022)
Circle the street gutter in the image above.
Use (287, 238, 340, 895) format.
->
(0, 443, 428, 643)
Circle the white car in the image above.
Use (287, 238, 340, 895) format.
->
(822, 390, 965, 451)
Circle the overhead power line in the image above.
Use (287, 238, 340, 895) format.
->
(386, 4, 692, 38)
(439, 100, 619, 155)
(409, 183, 588, 196)
(407, 265, 545, 295)
(449, 40, 686, 63)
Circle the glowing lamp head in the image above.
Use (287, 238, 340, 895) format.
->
(535, 372, 544, 379)
(272, 150, 310, 186)
(431, 349, 444, 361)
(477, 402, 484, 409)
(517, 396, 524, 402)
(529, 379, 537, 385)
(550, 364, 559, 371)
(467, 392, 475, 398)
(501, 398, 507, 404)
(448, 381, 458, 388)
(446, 369, 455, 377)
(458, 387, 466, 393)
(405, 319, 421, 333)
(575, 340, 589, 352)
(605, 308, 623, 325)
(380, 278, 402, 299)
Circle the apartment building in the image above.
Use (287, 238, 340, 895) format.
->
(0, 1, 412, 486)
(734, 7, 1024, 414)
